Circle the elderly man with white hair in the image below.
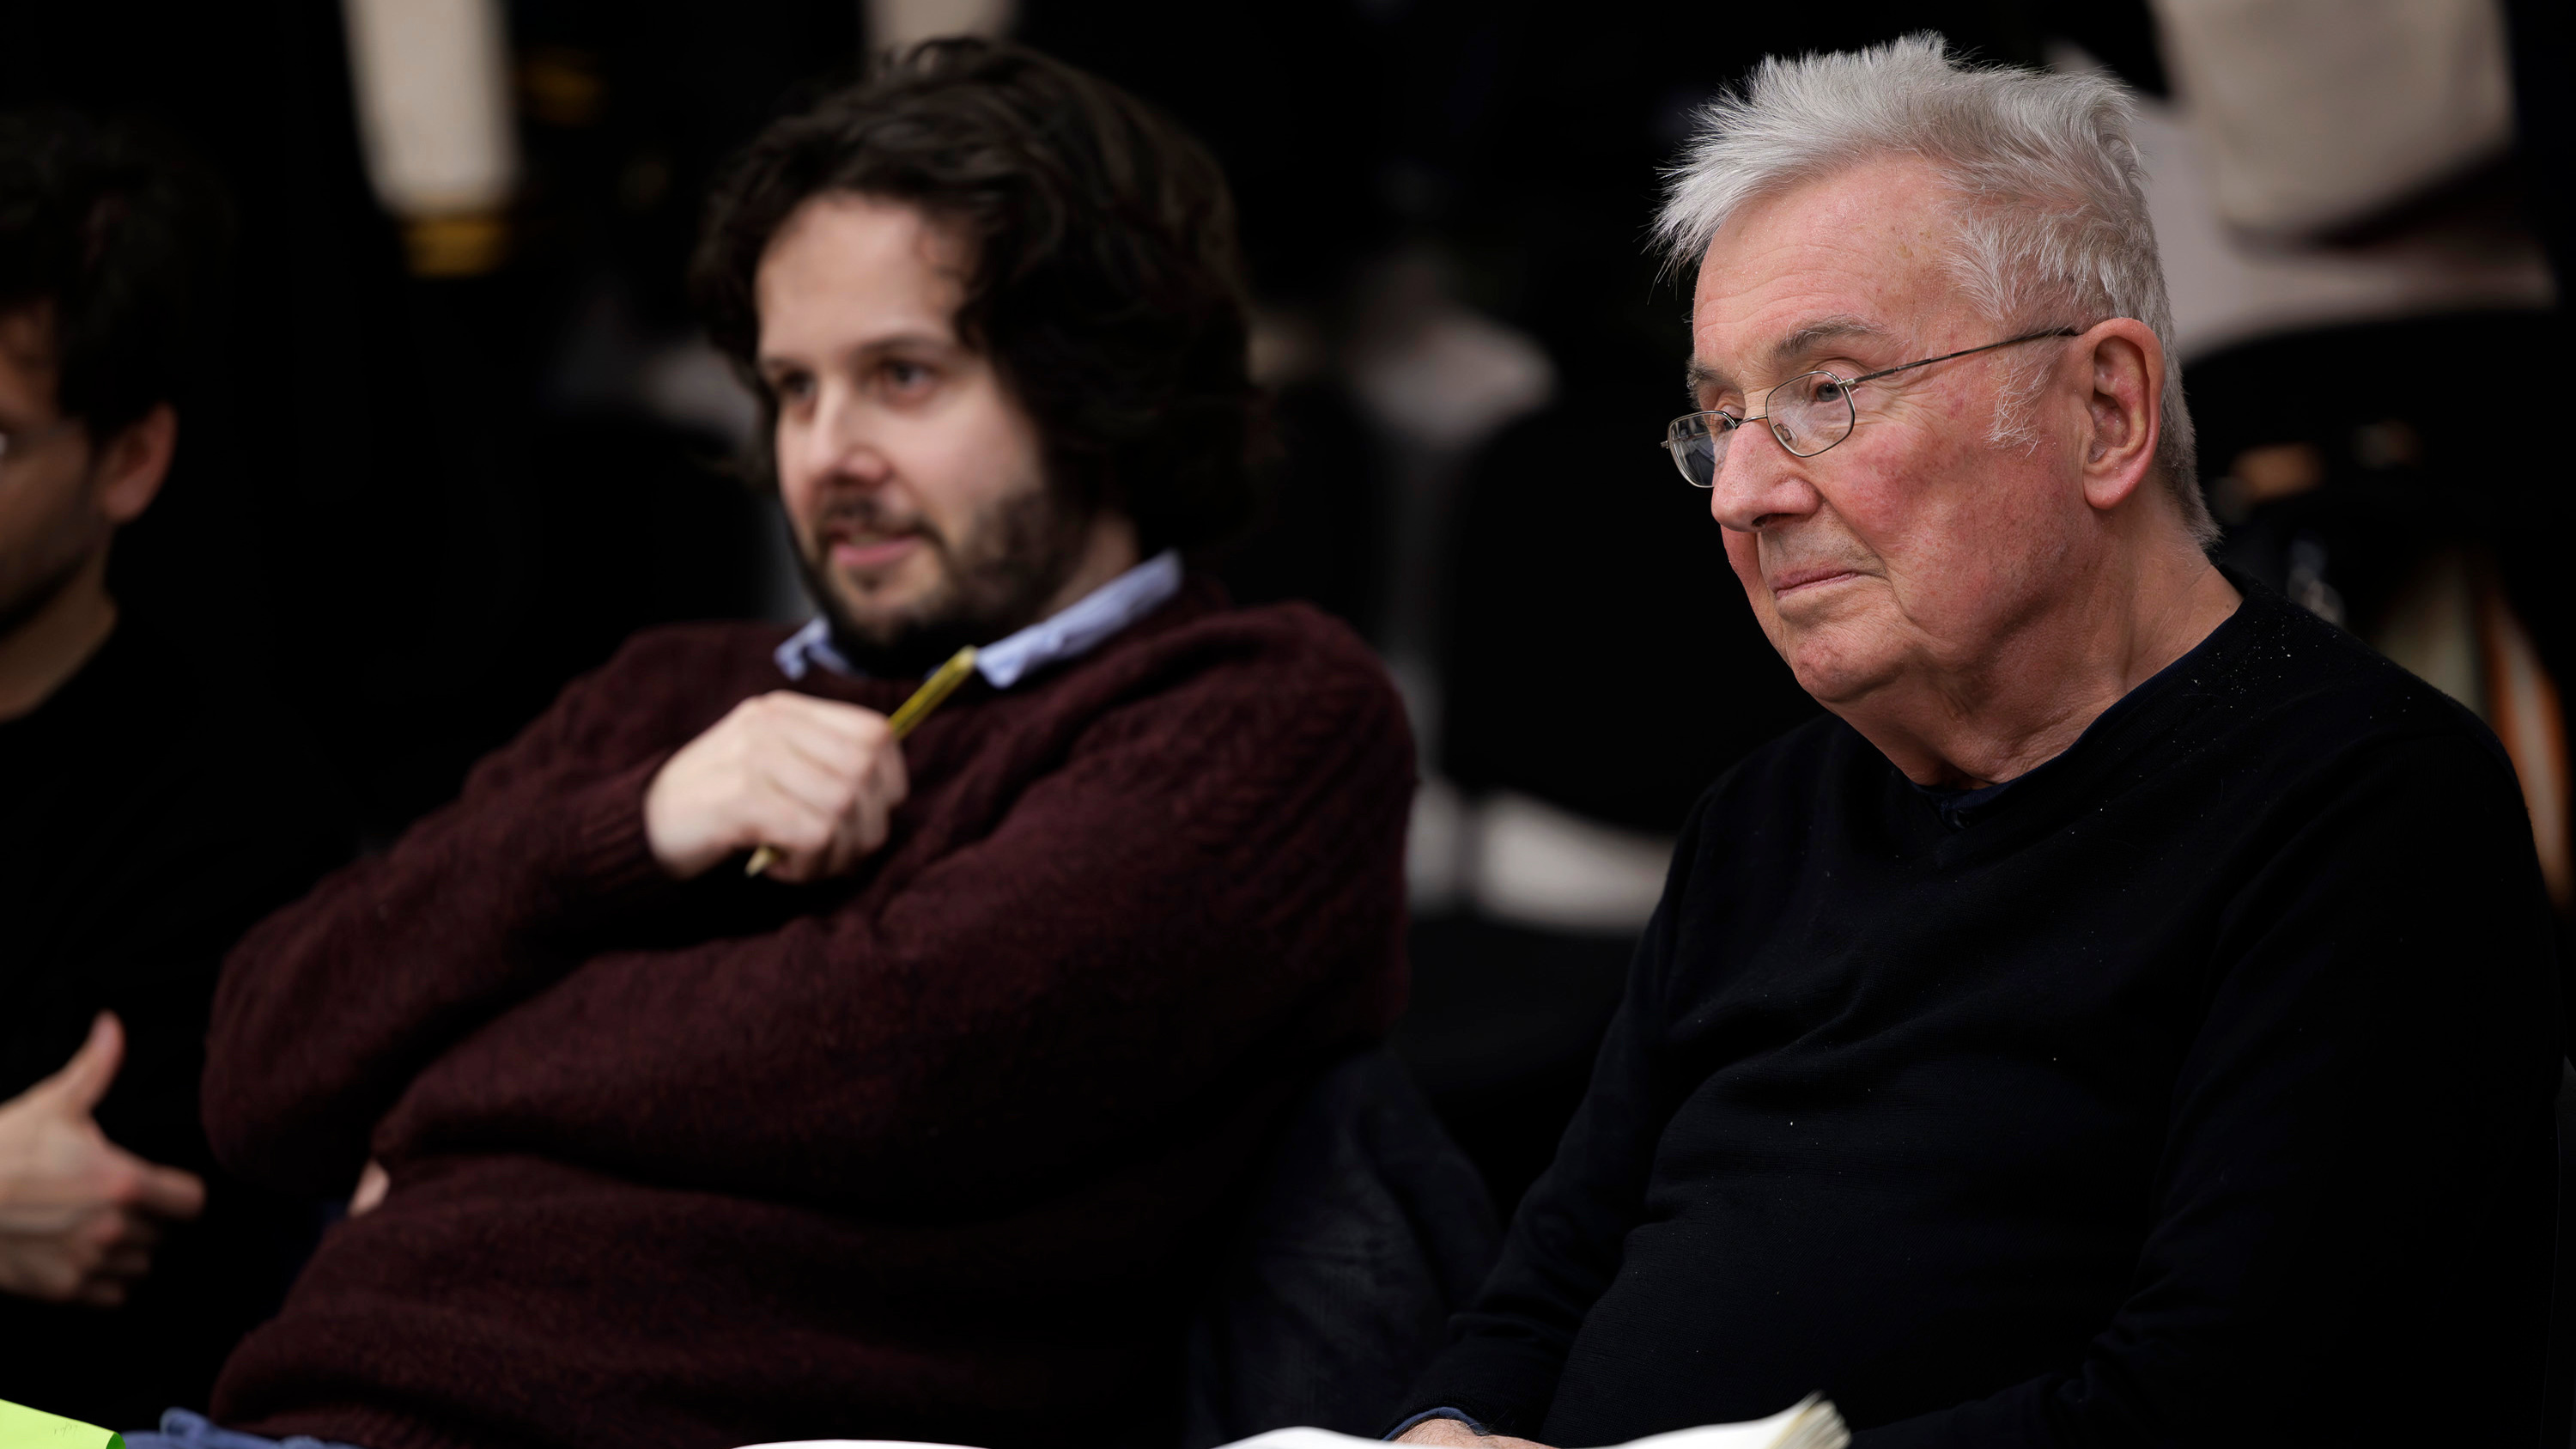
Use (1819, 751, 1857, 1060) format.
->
(1392, 36, 2561, 1449)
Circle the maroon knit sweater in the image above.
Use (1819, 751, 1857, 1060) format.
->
(201, 581, 1413, 1449)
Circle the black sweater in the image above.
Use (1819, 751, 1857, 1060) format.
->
(0, 619, 349, 1428)
(1402, 579, 2562, 1447)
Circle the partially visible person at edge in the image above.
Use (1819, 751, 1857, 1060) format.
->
(177, 40, 1412, 1449)
(0, 112, 349, 1427)
(1392, 35, 2561, 1449)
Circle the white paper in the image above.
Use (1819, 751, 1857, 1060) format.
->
(739, 1394, 1849, 1449)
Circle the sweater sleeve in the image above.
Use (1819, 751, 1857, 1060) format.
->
(204, 640, 692, 1196)
(1388, 801, 1709, 1439)
(363, 636, 1416, 1209)
(1856, 732, 2561, 1448)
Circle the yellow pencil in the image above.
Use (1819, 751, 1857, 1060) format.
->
(744, 644, 979, 877)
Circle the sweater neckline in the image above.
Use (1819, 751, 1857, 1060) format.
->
(1892, 567, 2269, 850)
(1911, 581, 2244, 831)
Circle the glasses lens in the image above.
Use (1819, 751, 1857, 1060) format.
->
(1765, 372, 1856, 457)
(1666, 414, 1727, 488)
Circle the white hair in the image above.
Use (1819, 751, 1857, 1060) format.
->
(1656, 33, 2213, 545)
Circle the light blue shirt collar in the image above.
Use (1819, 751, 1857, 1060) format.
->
(773, 549, 1184, 689)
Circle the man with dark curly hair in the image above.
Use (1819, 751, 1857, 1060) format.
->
(184, 41, 1413, 1449)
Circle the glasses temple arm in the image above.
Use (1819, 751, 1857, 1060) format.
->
(1846, 326, 2083, 387)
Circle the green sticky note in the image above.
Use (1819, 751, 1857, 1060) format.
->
(0, 1399, 122, 1449)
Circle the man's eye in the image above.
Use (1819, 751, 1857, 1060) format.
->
(880, 359, 933, 391)
(771, 374, 814, 404)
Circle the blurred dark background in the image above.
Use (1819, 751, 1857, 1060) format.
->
(4, 0, 2565, 1220)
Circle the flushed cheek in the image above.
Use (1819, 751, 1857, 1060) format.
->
(902, 449, 988, 536)
(884, 405, 1014, 523)
(1811, 505, 1965, 631)
(1861, 488, 2027, 631)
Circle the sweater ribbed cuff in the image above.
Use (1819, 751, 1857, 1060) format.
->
(1386, 1407, 1486, 1440)
(532, 753, 677, 922)
(233, 1405, 476, 1449)
(1400, 1336, 1568, 1442)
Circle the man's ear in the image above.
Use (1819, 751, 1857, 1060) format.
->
(2075, 319, 2160, 514)
(92, 403, 177, 527)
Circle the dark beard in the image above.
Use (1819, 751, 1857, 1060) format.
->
(793, 484, 1093, 679)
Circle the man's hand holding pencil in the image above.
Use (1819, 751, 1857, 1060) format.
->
(644, 646, 978, 884)
(643, 689, 912, 884)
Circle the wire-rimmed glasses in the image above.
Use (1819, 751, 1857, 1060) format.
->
(1659, 327, 2078, 489)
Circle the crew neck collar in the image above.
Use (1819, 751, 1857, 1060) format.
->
(1909, 568, 2257, 832)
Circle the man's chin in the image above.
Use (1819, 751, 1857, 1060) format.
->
(827, 584, 930, 637)
(826, 547, 945, 607)
(1781, 624, 1907, 709)
(822, 554, 965, 631)
(816, 582, 992, 678)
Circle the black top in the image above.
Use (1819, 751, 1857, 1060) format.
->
(1402, 577, 2564, 1447)
(0, 618, 348, 1429)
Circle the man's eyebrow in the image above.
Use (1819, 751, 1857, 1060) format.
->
(1685, 316, 1890, 399)
(1770, 316, 1886, 368)
(1684, 356, 1730, 397)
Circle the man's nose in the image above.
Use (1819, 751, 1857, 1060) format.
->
(1706, 423, 1820, 533)
(806, 384, 891, 487)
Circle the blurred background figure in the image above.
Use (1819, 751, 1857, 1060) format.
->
(0, 0, 2565, 1321)
(2130, 0, 2574, 919)
(0, 110, 349, 1427)
(2, 0, 839, 859)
